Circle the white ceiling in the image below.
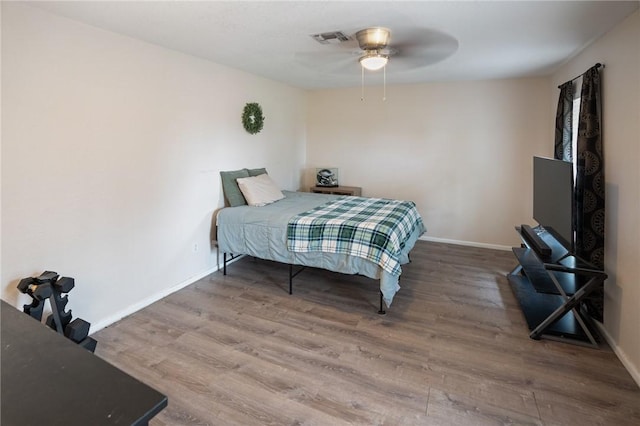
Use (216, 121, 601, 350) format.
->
(29, 1, 639, 89)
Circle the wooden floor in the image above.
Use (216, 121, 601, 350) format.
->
(94, 241, 640, 425)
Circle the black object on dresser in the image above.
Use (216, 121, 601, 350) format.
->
(507, 224, 607, 347)
(1, 300, 167, 425)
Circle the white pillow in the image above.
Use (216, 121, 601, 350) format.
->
(236, 173, 285, 206)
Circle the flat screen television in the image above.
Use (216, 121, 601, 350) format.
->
(533, 156, 574, 249)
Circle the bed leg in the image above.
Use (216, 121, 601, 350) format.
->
(378, 291, 386, 315)
(223, 253, 227, 276)
(289, 264, 293, 295)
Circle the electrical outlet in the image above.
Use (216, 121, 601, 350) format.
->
(193, 243, 198, 252)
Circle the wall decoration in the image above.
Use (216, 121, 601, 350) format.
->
(242, 102, 265, 134)
(316, 168, 339, 187)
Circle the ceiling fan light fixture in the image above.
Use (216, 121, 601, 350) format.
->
(355, 27, 391, 50)
(359, 52, 388, 71)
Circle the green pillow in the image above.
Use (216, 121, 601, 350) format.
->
(220, 169, 250, 207)
(247, 167, 267, 177)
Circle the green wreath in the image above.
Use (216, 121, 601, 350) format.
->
(242, 102, 265, 134)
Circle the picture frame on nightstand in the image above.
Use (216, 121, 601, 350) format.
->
(316, 168, 339, 187)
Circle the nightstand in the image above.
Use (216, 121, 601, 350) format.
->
(310, 186, 362, 196)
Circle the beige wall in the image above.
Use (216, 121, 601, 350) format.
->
(551, 10, 639, 384)
(306, 78, 551, 248)
(1, 3, 307, 329)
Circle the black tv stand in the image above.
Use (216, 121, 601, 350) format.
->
(507, 225, 607, 347)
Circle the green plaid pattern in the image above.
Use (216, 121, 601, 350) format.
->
(287, 196, 425, 276)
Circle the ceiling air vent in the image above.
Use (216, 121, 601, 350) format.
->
(310, 31, 351, 45)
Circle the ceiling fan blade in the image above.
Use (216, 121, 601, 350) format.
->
(387, 47, 457, 71)
(294, 51, 361, 74)
(390, 27, 457, 48)
(385, 56, 436, 73)
(389, 28, 459, 70)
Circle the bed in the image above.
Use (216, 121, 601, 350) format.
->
(216, 173, 425, 313)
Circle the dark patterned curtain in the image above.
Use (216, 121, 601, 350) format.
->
(575, 65, 605, 321)
(554, 82, 574, 161)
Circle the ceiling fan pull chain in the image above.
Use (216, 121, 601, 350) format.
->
(361, 66, 365, 101)
(383, 66, 386, 101)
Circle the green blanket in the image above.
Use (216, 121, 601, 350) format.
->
(287, 196, 425, 277)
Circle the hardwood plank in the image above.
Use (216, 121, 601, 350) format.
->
(425, 388, 543, 425)
(535, 388, 640, 426)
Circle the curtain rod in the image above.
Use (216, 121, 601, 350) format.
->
(558, 63, 603, 88)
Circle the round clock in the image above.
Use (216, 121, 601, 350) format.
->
(242, 102, 265, 134)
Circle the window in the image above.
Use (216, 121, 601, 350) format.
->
(571, 82, 581, 179)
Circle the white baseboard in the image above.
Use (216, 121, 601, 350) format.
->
(595, 321, 640, 388)
(420, 235, 640, 386)
(90, 266, 218, 333)
(91, 243, 640, 389)
(90, 239, 508, 333)
(421, 236, 639, 387)
(90, 254, 248, 333)
(419, 235, 512, 251)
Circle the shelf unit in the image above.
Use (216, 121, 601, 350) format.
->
(310, 185, 362, 196)
(507, 225, 607, 347)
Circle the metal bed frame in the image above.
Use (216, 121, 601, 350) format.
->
(222, 253, 387, 314)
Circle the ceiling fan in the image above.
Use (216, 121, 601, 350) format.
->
(300, 26, 458, 75)
(355, 27, 393, 71)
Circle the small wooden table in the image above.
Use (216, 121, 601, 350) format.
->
(310, 185, 362, 196)
(1, 300, 167, 425)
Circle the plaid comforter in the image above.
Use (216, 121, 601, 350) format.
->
(287, 196, 425, 277)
